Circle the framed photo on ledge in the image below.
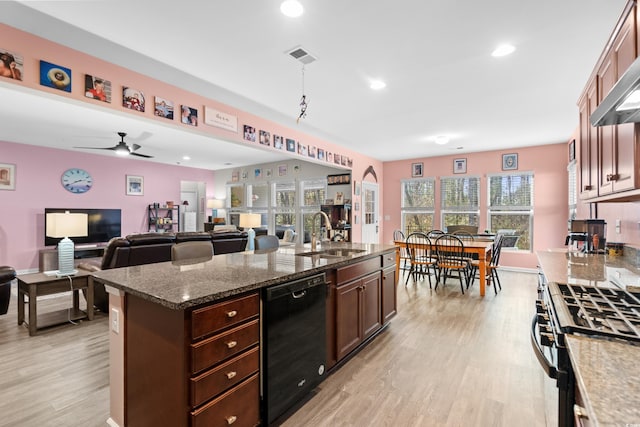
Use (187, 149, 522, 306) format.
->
(411, 162, 423, 177)
(453, 158, 467, 174)
(502, 153, 518, 171)
(0, 163, 16, 190)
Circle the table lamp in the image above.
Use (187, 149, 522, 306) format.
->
(239, 213, 261, 251)
(207, 198, 225, 221)
(46, 211, 88, 276)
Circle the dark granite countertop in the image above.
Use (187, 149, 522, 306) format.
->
(93, 242, 395, 310)
(565, 335, 640, 427)
(537, 249, 640, 426)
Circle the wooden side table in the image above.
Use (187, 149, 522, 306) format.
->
(17, 270, 94, 336)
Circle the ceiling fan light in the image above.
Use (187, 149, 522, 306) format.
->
(491, 44, 515, 57)
(281, 0, 303, 17)
(434, 135, 450, 145)
(370, 80, 386, 90)
(115, 146, 129, 156)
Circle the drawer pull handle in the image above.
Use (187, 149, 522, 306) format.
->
(226, 415, 237, 425)
(226, 371, 237, 379)
(226, 310, 237, 318)
(226, 340, 237, 349)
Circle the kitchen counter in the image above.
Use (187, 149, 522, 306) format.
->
(94, 242, 395, 310)
(565, 335, 640, 427)
(537, 249, 640, 291)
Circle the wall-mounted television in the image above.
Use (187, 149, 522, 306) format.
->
(44, 208, 122, 247)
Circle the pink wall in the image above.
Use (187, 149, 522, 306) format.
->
(0, 140, 214, 271)
(382, 144, 569, 269)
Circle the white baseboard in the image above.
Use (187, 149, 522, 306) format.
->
(499, 266, 538, 274)
(106, 418, 121, 427)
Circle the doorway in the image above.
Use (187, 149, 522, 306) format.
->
(180, 181, 206, 231)
(361, 182, 379, 244)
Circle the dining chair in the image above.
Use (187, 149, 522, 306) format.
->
(393, 229, 411, 274)
(434, 234, 470, 294)
(426, 229, 445, 239)
(405, 232, 438, 287)
(469, 233, 504, 293)
(255, 235, 280, 250)
(171, 241, 214, 261)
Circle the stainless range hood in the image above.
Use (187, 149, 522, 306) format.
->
(591, 55, 640, 127)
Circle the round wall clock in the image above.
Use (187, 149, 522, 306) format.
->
(61, 168, 93, 194)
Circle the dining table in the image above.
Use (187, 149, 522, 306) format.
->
(394, 239, 494, 296)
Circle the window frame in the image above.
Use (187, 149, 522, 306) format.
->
(400, 177, 436, 235)
(439, 175, 480, 231)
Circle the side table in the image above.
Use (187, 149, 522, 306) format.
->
(17, 270, 94, 336)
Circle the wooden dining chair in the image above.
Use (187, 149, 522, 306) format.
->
(426, 229, 445, 239)
(393, 229, 411, 274)
(405, 232, 438, 287)
(469, 233, 504, 293)
(434, 234, 470, 294)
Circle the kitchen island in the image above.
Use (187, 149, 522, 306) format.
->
(537, 250, 640, 426)
(93, 242, 396, 427)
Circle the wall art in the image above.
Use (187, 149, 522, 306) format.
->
(122, 86, 145, 111)
(502, 153, 518, 170)
(84, 74, 111, 103)
(259, 130, 271, 145)
(0, 163, 16, 190)
(126, 175, 143, 196)
(181, 105, 198, 126)
(0, 48, 23, 81)
(243, 125, 256, 142)
(411, 162, 423, 177)
(40, 60, 71, 92)
(154, 96, 174, 119)
(286, 138, 296, 152)
(278, 164, 288, 176)
(453, 158, 467, 174)
(274, 135, 283, 149)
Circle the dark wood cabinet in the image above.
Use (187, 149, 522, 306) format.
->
(578, 81, 597, 199)
(381, 266, 397, 324)
(125, 292, 260, 427)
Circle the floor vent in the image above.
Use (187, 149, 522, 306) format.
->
(286, 46, 317, 65)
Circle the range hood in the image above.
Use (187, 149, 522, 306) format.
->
(591, 55, 640, 127)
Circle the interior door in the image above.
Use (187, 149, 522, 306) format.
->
(362, 182, 379, 244)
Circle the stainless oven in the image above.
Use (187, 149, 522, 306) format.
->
(531, 279, 640, 427)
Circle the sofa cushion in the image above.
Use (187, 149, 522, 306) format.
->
(175, 232, 212, 243)
(126, 232, 176, 246)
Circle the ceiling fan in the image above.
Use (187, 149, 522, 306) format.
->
(74, 132, 153, 158)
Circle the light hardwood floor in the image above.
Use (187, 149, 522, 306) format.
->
(0, 270, 556, 427)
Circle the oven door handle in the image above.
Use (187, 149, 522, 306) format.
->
(530, 314, 557, 380)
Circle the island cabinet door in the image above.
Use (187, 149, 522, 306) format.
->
(335, 279, 363, 360)
(361, 272, 382, 340)
(381, 265, 397, 324)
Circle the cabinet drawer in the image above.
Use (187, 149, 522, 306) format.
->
(191, 293, 259, 341)
(336, 257, 380, 284)
(190, 346, 259, 408)
(191, 319, 259, 374)
(191, 373, 260, 427)
(381, 251, 396, 268)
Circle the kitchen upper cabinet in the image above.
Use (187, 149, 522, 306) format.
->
(579, 1, 640, 201)
(579, 81, 598, 199)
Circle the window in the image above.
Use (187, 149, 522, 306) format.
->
(488, 172, 534, 251)
(300, 178, 327, 241)
(247, 183, 269, 229)
(401, 178, 435, 235)
(272, 181, 296, 230)
(440, 176, 480, 231)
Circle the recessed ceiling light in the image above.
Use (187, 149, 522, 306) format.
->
(434, 135, 450, 145)
(224, 162, 233, 166)
(492, 44, 515, 57)
(370, 80, 386, 90)
(281, 0, 303, 17)
(182, 155, 191, 161)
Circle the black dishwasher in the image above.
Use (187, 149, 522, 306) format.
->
(262, 273, 327, 425)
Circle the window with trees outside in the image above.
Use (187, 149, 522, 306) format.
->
(301, 179, 327, 242)
(401, 178, 435, 235)
(247, 183, 269, 229)
(440, 176, 480, 231)
(272, 181, 296, 232)
(488, 172, 534, 251)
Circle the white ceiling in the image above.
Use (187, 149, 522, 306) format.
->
(0, 0, 628, 170)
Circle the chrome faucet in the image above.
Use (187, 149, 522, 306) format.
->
(311, 211, 332, 249)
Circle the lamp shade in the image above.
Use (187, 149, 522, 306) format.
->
(239, 213, 261, 229)
(46, 212, 88, 238)
(207, 199, 225, 209)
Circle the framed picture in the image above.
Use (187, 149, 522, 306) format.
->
(569, 139, 576, 162)
(243, 125, 256, 142)
(278, 164, 288, 176)
(0, 48, 23, 81)
(232, 171, 240, 182)
(502, 153, 518, 170)
(123, 86, 145, 112)
(259, 130, 271, 145)
(181, 105, 198, 126)
(453, 158, 467, 174)
(85, 74, 111, 103)
(154, 96, 174, 119)
(126, 175, 143, 196)
(274, 135, 283, 149)
(354, 180, 361, 196)
(354, 201, 360, 211)
(286, 138, 296, 152)
(0, 163, 16, 190)
(254, 168, 262, 179)
(411, 162, 423, 177)
(40, 60, 72, 92)
(265, 168, 272, 178)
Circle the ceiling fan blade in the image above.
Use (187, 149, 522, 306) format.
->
(128, 131, 152, 142)
(130, 152, 153, 158)
(74, 146, 116, 151)
(131, 143, 142, 152)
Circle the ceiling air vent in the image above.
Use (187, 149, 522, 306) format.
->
(286, 46, 317, 65)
